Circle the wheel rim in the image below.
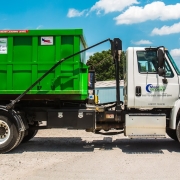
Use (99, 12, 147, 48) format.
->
(0, 120, 10, 145)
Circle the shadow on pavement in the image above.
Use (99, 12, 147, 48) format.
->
(9, 136, 180, 154)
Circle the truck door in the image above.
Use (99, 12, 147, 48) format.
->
(134, 48, 179, 108)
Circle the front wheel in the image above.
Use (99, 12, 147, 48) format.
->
(176, 120, 180, 142)
(0, 115, 20, 154)
(166, 128, 178, 141)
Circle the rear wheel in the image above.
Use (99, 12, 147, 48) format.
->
(16, 130, 25, 146)
(0, 115, 20, 154)
(166, 128, 178, 141)
(22, 124, 38, 143)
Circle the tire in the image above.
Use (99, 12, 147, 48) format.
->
(176, 120, 180, 142)
(16, 131, 25, 146)
(22, 128, 38, 143)
(0, 115, 20, 154)
(166, 128, 178, 141)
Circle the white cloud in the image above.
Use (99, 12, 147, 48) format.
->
(36, 25, 43, 29)
(114, 2, 180, 25)
(170, 49, 180, 65)
(131, 40, 152, 45)
(170, 49, 180, 57)
(151, 22, 180, 36)
(67, 8, 86, 18)
(90, 0, 139, 14)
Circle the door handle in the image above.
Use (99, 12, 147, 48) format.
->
(136, 86, 141, 97)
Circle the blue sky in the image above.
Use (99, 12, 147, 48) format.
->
(0, 0, 180, 66)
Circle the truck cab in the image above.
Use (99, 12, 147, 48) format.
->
(124, 47, 180, 109)
(124, 47, 180, 139)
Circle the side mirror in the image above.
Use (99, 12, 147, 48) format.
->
(157, 48, 165, 76)
(158, 68, 166, 76)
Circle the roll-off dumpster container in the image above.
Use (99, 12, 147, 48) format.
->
(0, 29, 88, 101)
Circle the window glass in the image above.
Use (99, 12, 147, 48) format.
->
(137, 51, 158, 73)
(137, 51, 173, 77)
(164, 61, 173, 77)
(166, 50, 180, 75)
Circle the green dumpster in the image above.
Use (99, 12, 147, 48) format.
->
(0, 29, 88, 101)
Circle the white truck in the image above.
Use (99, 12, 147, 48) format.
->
(0, 37, 180, 153)
(124, 46, 180, 140)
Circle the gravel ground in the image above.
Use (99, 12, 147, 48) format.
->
(0, 129, 180, 180)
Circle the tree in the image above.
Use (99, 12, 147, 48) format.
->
(86, 50, 126, 81)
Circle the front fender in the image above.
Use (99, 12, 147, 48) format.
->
(170, 99, 180, 129)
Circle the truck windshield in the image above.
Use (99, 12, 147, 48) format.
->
(166, 51, 180, 75)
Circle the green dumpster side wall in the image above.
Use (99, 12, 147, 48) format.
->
(0, 29, 88, 101)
